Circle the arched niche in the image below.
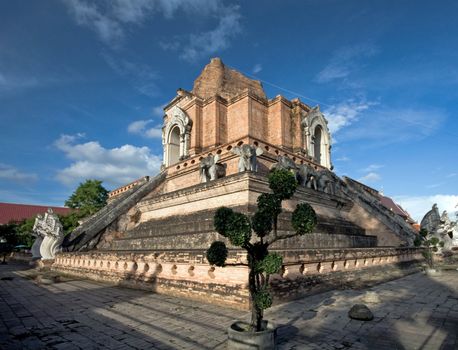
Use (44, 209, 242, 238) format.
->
(301, 106, 332, 169)
(314, 125, 323, 165)
(162, 106, 192, 167)
(167, 126, 181, 165)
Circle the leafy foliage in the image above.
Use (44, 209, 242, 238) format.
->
(65, 179, 108, 217)
(207, 167, 317, 331)
(58, 212, 81, 235)
(0, 223, 20, 263)
(60, 179, 109, 235)
(292, 203, 317, 235)
(415, 229, 444, 268)
(256, 253, 283, 274)
(254, 289, 273, 310)
(15, 218, 36, 247)
(257, 193, 282, 217)
(267, 169, 297, 200)
(206, 241, 228, 267)
(251, 210, 273, 237)
(214, 207, 235, 237)
(226, 212, 252, 246)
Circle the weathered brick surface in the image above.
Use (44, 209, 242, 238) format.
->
(192, 57, 266, 101)
(52, 247, 423, 309)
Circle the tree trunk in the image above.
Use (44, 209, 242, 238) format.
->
(248, 257, 263, 331)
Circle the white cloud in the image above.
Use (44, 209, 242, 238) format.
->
(358, 172, 381, 183)
(316, 43, 379, 83)
(63, 0, 242, 58)
(362, 164, 384, 172)
(63, 0, 124, 44)
(152, 104, 166, 117)
(180, 5, 242, 62)
(0, 163, 38, 183)
(54, 134, 162, 187)
(336, 156, 350, 162)
(252, 64, 262, 74)
(145, 127, 162, 138)
(323, 99, 376, 134)
(127, 119, 162, 139)
(394, 194, 458, 222)
(128, 119, 153, 134)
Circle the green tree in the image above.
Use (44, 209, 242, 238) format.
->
(61, 179, 108, 235)
(65, 179, 108, 217)
(0, 223, 19, 264)
(58, 212, 81, 235)
(16, 218, 36, 247)
(414, 228, 444, 268)
(206, 169, 317, 331)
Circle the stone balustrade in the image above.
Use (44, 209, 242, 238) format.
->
(52, 247, 423, 309)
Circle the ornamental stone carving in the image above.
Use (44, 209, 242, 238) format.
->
(232, 145, 263, 172)
(420, 204, 458, 251)
(162, 106, 193, 167)
(296, 163, 318, 190)
(270, 155, 297, 172)
(32, 209, 64, 260)
(271, 156, 342, 196)
(302, 106, 332, 169)
(200, 154, 226, 183)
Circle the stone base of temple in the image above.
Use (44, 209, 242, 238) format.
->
(52, 247, 423, 310)
(35, 258, 55, 269)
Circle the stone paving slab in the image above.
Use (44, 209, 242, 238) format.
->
(1, 263, 457, 349)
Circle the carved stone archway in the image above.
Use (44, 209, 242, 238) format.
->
(301, 105, 332, 169)
(162, 106, 192, 167)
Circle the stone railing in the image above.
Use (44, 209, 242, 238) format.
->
(52, 247, 423, 308)
(108, 176, 150, 200)
(342, 177, 417, 244)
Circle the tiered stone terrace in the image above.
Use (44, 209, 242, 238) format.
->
(53, 247, 423, 309)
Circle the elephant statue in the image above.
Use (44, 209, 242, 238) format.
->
(296, 163, 318, 190)
(316, 169, 338, 195)
(270, 155, 297, 172)
(232, 144, 264, 172)
(200, 154, 226, 183)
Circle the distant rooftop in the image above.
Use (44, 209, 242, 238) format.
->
(192, 57, 267, 100)
(0, 202, 72, 224)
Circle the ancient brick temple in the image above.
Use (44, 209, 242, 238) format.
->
(54, 58, 421, 309)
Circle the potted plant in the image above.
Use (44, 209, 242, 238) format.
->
(206, 169, 317, 349)
(414, 228, 444, 276)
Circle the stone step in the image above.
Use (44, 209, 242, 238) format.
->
(107, 232, 377, 251)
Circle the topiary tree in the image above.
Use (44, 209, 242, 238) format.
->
(206, 169, 317, 331)
(414, 228, 444, 268)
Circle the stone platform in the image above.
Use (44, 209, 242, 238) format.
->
(53, 170, 422, 308)
(53, 247, 423, 309)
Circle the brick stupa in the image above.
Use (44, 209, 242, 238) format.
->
(54, 58, 421, 309)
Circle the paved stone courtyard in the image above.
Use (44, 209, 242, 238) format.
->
(1, 263, 457, 350)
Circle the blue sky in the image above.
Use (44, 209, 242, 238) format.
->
(0, 0, 457, 221)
